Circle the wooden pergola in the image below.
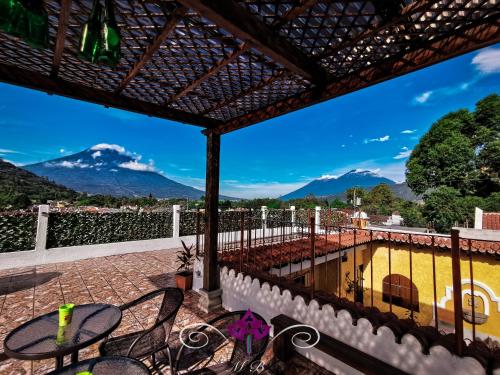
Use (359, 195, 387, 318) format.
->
(1, 0, 499, 311)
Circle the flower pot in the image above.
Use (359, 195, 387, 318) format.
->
(355, 290, 364, 304)
(175, 271, 193, 291)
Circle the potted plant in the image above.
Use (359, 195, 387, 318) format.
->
(345, 271, 365, 303)
(175, 240, 195, 291)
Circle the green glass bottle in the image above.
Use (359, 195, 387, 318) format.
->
(0, 0, 16, 31)
(6, 0, 29, 38)
(24, 0, 49, 49)
(98, 0, 120, 66)
(78, 0, 102, 63)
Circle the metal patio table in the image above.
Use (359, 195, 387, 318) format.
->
(3, 303, 122, 369)
(47, 356, 150, 375)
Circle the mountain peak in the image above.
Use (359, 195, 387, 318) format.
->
(346, 169, 381, 177)
(281, 168, 395, 200)
(22, 145, 208, 199)
(89, 143, 127, 154)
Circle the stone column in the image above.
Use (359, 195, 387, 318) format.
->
(172, 204, 181, 238)
(35, 204, 49, 252)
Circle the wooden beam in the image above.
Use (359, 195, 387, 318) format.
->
(116, 6, 187, 94)
(272, 0, 318, 29)
(176, 0, 326, 84)
(214, 17, 500, 133)
(50, 0, 71, 78)
(167, 43, 250, 103)
(203, 130, 221, 291)
(0, 62, 220, 128)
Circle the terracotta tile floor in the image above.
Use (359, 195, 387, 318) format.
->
(0, 249, 228, 374)
(0, 249, 330, 375)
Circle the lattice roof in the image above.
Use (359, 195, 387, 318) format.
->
(0, 0, 498, 133)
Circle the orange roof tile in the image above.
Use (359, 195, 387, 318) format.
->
(483, 212, 500, 230)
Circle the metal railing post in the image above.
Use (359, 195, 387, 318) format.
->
(195, 208, 201, 257)
(240, 211, 245, 273)
(451, 229, 464, 355)
(310, 216, 315, 299)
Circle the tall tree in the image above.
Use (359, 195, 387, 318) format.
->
(406, 94, 500, 197)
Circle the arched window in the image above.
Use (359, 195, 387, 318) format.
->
(382, 274, 419, 312)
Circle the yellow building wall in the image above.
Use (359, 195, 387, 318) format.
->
(311, 245, 366, 299)
(360, 243, 500, 340)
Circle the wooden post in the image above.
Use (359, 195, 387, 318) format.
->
(451, 229, 464, 355)
(198, 130, 222, 313)
(240, 210, 245, 273)
(203, 131, 220, 291)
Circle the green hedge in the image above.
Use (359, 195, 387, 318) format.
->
(180, 209, 263, 236)
(47, 211, 173, 248)
(0, 213, 37, 252)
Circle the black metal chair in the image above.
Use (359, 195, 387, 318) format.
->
(174, 310, 270, 375)
(99, 287, 184, 372)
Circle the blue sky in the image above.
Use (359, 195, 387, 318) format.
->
(1, 45, 499, 199)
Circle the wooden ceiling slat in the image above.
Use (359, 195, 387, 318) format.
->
(167, 43, 250, 104)
(0, 62, 220, 127)
(115, 6, 187, 94)
(0, 0, 497, 130)
(215, 17, 500, 134)
(203, 69, 288, 115)
(272, 0, 319, 29)
(176, 0, 327, 84)
(317, 0, 443, 61)
(50, 0, 71, 78)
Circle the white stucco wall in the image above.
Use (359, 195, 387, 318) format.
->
(220, 267, 486, 375)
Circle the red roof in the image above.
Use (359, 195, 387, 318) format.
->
(483, 212, 500, 230)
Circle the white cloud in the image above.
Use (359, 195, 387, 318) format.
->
(364, 135, 390, 144)
(317, 174, 338, 180)
(91, 143, 126, 154)
(91, 151, 102, 159)
(0, 148, 20, 154)
(401, 129, 416, 134)
(415, 91, 433, 104)
(59, 148, 65, 154)
(119, 160, 156, 172)
(48, 159, 90, 169)
(361, 168, 380, 175)
(472, 48, 500, 74)
(393, 149, 412, 160)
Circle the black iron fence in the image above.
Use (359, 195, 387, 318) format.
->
(203, 213, 499, 356)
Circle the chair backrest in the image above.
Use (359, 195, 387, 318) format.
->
(143, 287, 184, 354)
(203, 311, 270, 368)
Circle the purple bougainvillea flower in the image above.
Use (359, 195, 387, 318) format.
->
(227, 310, 270, 342)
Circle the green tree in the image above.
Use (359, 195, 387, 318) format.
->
(365, 184, 395, 215)
(422, 187, 463, 233)
(328, 198, 348, 209)
(406, 110, 477, 195)
(398, 201, 426, 227)
(407, 95, 500, 197)
(457, 195, 485, 227)
(346, 187, 367, 206)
